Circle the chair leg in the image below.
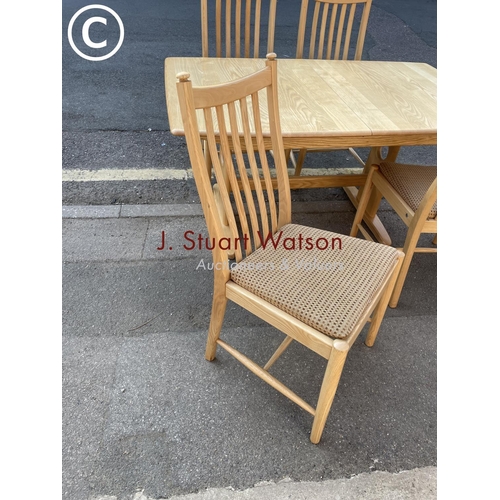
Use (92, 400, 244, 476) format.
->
(205, 275, 228, 361)
(348, 147, 366, 167)
(365, 254, 404, 346)
(389, 233, 419, 309)
(432, 234, 437, 245)
(389, 254, 416, 309)
(350, 167, 377, 237)
(310, 339, 349, 444)
(294, 149, 307, 176)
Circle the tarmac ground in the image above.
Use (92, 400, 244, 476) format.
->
(62, 1, 437, 498)
(63, 198, 437, 500)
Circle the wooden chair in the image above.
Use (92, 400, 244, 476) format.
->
(350, 162, 437, 308)
(291, 0, 372, 176)
(176, 54, 404, 444)
(200, 0, 278, 177)
(201, 0, 277, 58)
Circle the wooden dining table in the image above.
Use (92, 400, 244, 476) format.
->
(164, 57, 437, 244)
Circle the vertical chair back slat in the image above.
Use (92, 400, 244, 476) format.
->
(215, 0, 222, 56)
(201, 0, 277, 58)
(201, 0, 209, 57)
(355, 0, 371, 59)
(308, 1, 321, 58)
(235, 0, 241, 56)
(239, 95, 270, 238)
(333, 3, 347, 60)
(244, 0, 252, 57)
(225, 0, 232, 56)
(266, 0, 277, 54)
(253, 0, 262, 58)
(317, 3, 330, 58)
(297, 0, 372, 60)
(296, 0, 309, 59)
(343, 4, 356, 60)
(325, 4, 338, 59)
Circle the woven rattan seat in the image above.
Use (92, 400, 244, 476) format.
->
(379, 162, 437, 219)
(231, 224, 401, 339)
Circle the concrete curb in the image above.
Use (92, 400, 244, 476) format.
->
(62, 204, 203, 219)
(62, 201, 359, 219)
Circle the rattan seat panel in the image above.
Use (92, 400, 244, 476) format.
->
(379, 162, 437, 219)
(230, 224, 400, 339)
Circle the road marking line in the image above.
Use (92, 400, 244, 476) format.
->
(62, 167, 363, 182)
(62, 168, 190, 182)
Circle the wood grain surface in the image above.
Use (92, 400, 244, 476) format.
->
(165, 57, 437, 149)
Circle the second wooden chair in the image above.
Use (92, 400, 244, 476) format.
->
(350, 162, 437, 308)
(291, 0, 373, 176)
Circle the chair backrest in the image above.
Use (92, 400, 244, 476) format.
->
(416, 177, 437, 221)
(201, 0, 278, 58)
(176, 54, 291, 269)
(296, 0, 372, 60)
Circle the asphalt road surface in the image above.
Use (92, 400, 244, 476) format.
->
(62, 0, 437, 205)
(62, 3, 438, 499)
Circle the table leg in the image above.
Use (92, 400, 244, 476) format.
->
(344, 146, 401, 245)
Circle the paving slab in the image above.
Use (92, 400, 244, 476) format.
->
(109, 466, 437, 500)
(63, 218, 150, 262)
